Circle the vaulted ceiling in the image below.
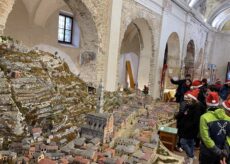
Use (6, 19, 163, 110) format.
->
(187, 0, 230, 31)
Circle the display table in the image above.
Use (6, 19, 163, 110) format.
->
(158, 126, 178, 151)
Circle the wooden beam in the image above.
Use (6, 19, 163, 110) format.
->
(126, 61, 135, 89)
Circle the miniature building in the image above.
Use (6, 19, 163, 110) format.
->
(11, 71, 21, 78)
(0, 151, 17, 162)
(80, 113, 114, 143)
(31, 128, 42, 140)
(80, 81, 114, 143)
(31, 153, 45, 164)
(87, 82, 96, 94)
(38, 158, 56, 164)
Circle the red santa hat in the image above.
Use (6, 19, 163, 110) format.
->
(222, 98, 230, 111)
(225, 80, 230, 84)
(206, 92, 219, 107)
(184, 89, 199, 101)
(192, 80, 203, 89)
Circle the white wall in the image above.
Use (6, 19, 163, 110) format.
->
(209, 32, 230, 82)
(152, 1, 209, 98)
(4, 0, 80, 74)
(153, 2, 186, 98)
(118, 52, 139, 88)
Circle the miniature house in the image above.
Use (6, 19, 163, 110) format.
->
(80, 113, 114, 143)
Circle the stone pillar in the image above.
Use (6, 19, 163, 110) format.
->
(105, 0, 123, 91)
(0, 0, 15, 34)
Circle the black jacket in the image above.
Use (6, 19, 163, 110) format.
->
(176, 101, 205, 139)
(171, 79, 190, 103)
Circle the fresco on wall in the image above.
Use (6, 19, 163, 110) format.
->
(80, 51, 96, 65)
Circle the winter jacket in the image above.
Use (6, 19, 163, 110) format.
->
(175, 101, 205, 139)
(219, 85, 230, 100)
(200, 108, 230, 159)
(214, 84, 222, 92)
(198, 85, 208, 107)
(170, 79, 191, 103)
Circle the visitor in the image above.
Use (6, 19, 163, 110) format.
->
(205, 92, 220, 112)
(201, 78, 208, 89)
(220, 80, 230, 101)
(191, 79, 209, 148)
(175, 89, 203, 164)
(169, 74, 192, 103)
(191, 80, 207, 107)
(199, 97, 230, 164)
(214, 79, 222, 92)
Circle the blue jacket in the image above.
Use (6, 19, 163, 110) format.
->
(219, 85, 230, 100)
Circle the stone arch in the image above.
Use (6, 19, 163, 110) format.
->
(184, 40, 195, 78)
(163, 32, 180, 90)
(118, 18, 153, 90)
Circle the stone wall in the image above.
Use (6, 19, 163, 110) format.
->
(182, 16, 208, 80)
(67, 0, 112, 84)
(3, 0, 112, 85)
(0, 0, 225, 98)
(118, 0, 162, 95)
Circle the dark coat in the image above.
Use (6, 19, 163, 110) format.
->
(219, 84, 230, 100)
(198, 85, 208, 108)
(170, 79, 191, 103)
(175, 101, 205, 139)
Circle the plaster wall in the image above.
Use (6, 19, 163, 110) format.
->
(209, 32, 230, 82)
(116, 0, 162, 96)
(0, 0, 14, 34)
(118, 52, 139, 88)
(153, 1, 208, 98)
(0, 0, 224, 99)
(2, 0, 112, 86)
(182, 15, 208, 75)
(4, 0, 81, 74)
(155, 2, 186, 96)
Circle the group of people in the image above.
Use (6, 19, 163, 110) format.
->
(170, 74, 230, 164)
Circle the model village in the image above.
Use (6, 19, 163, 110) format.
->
(0, 36, 186, 164)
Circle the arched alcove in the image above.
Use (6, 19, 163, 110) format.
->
(118, 18, 152, 90)
(184, 40, 195, 78)
(162, 32, 180, 91)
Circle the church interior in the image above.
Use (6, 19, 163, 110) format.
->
(0, 0, 230, 163)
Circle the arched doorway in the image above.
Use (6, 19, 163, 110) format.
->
(194, 48, 204, 79)
(184, 40, 195, 78)
(161, 32, 180, 94)
(118, 18, 152, 90)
